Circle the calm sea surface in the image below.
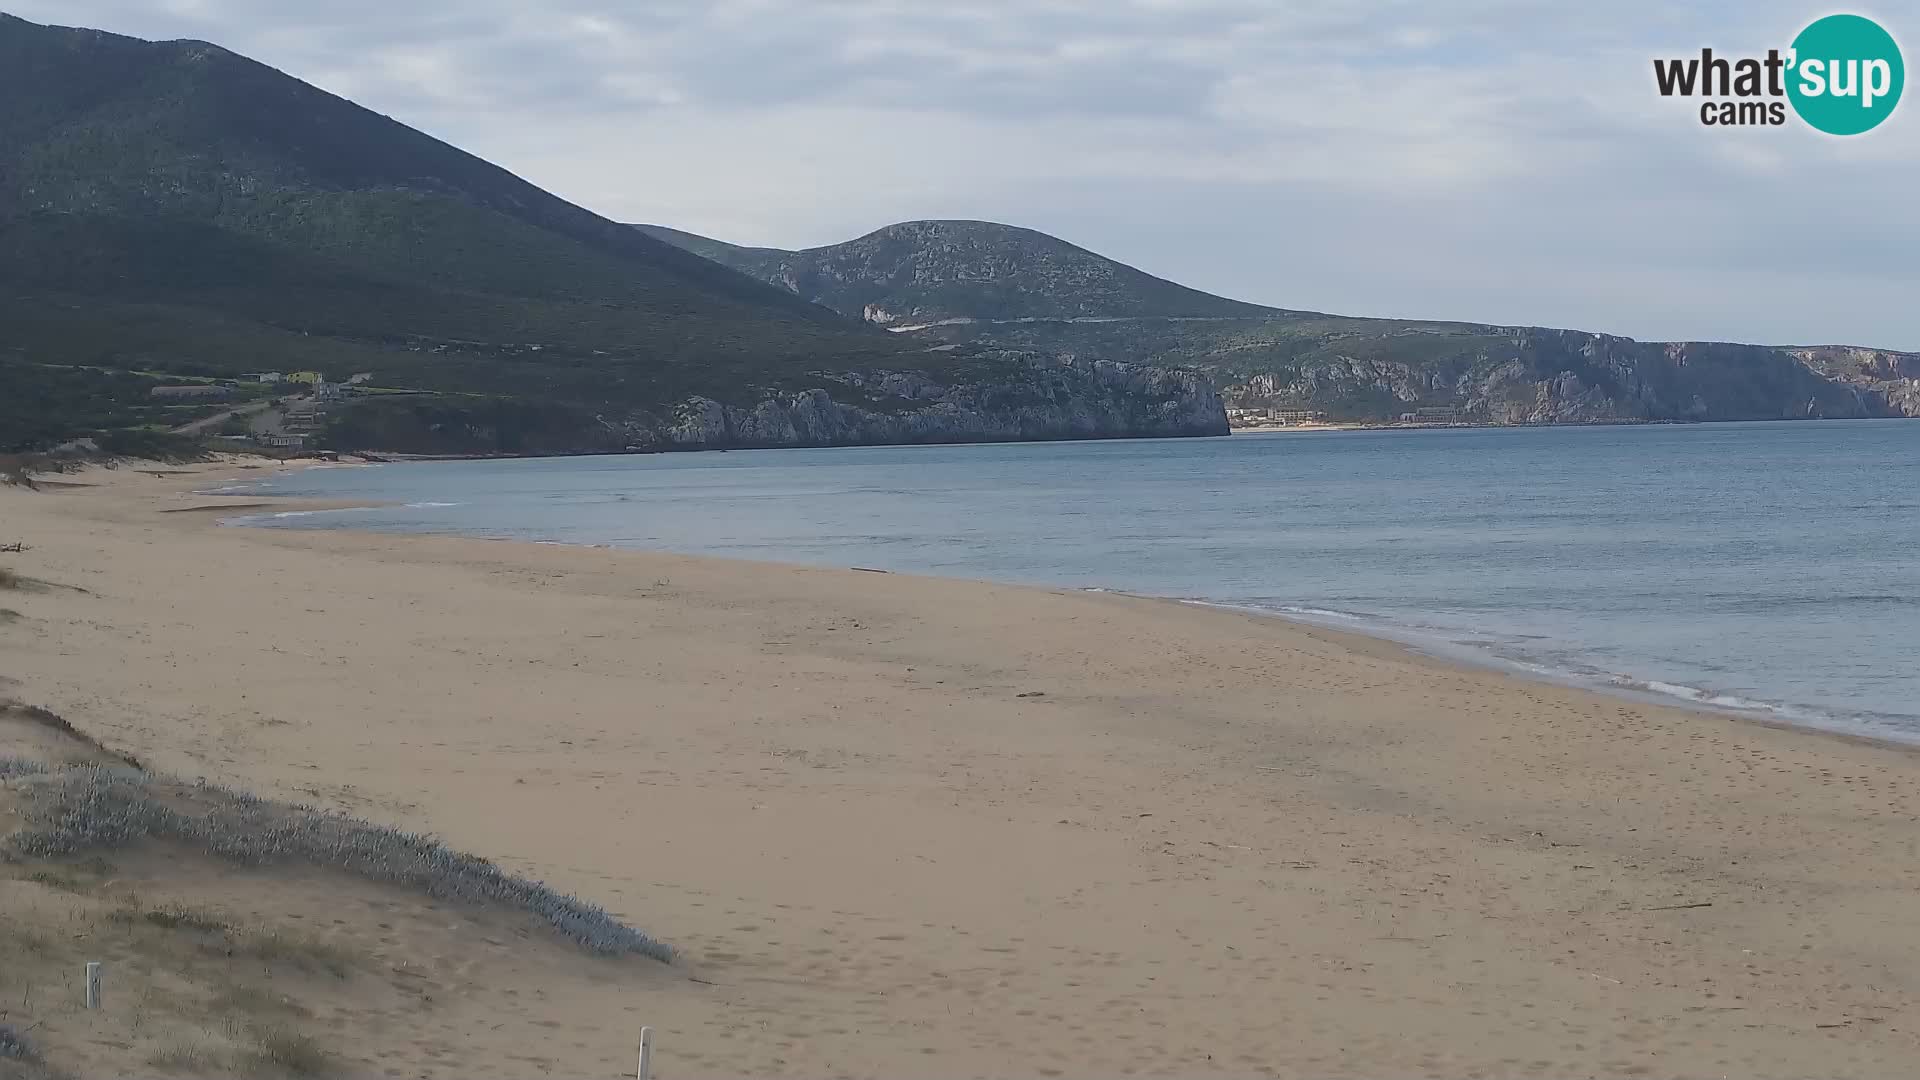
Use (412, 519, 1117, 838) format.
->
(230, 421, 1920, 742)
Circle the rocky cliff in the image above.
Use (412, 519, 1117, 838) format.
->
(1214, 328, 1895, 423)
(323, 353, 1226, 455)
(648, 356, 1224, 449)
(1792, 346, 1920, 417)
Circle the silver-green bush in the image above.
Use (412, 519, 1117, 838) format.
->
(2, 761, 670, 961)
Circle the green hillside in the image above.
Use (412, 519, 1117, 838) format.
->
(634, 219, 1283, 324)
(0, 14, 837, 319)
(4, 14, 1071, 451)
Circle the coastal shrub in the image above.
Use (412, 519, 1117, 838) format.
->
(0, 756, 47, 778)
(0, 1023, 36, 1061)
(146, 1042, 218, 1073)
(91, 429, 211, 463)
(0, 761, 671, 960)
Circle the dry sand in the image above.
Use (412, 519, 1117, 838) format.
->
(3, 460, 1918, 1078)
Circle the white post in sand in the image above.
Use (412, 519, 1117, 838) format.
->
(637, 1026, 654, 1080)
(84, 962, 101, 1010)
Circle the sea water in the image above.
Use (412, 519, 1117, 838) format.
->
(229, 420, 1920, 743)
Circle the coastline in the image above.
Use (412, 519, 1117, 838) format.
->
(227, 482, 1885, 751)
(1181, 599, 1920, 752)
(229, 456, 1919, 752)
(6, 460, 1920, 1076)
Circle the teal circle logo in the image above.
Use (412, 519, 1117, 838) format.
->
(1787, 14, 1904, 135)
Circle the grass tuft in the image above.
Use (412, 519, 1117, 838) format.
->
(145, 1042, 216, 1073)
(25, 868, 92, 893)
(247, 931, 355, 979)
(113, 903, 232, 934)
(241, 1026, 332, 1077)
(105, 900, 357, 977)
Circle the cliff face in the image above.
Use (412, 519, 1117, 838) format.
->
(1217, 329, 1895, 423)
(1791, 346, 1920, 417)
(647, 357, 1224, 449)
(323, 355, 1226, 455)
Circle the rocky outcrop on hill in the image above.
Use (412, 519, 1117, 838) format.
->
(322, 354, 1226, 455)
(1211, 329, 1892, 424)
(646, 356, 1224, 449)
(1791, 346, 1920, 417)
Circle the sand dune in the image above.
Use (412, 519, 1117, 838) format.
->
(3, 460, 1918, 1078)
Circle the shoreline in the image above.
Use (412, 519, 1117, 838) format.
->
(220, 460, 1919, 754)
(7, 460, 1920, 1076)
(1228, 601, 1920, 754)
(48, 456, 1919, 764)
(1180, 598, 1920, 753)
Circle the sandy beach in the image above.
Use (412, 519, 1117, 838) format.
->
(4, 459, 1918, 1078)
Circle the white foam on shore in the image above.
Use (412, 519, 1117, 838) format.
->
(1272, 605, 1367, 622)
(216, 506, 382, 526)
(1632, 679, 1784, 715)
(271, 507, 379, 519)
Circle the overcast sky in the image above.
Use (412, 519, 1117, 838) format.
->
(13, 1, 1917, 348)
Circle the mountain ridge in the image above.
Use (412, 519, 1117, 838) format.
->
(635, 219, 1285, 325)
(639, 220, 1920, 425)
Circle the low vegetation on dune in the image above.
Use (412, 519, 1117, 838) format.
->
(1, 759, 669, 960)
(1, 848, 359, 1079)
(1, 697, 672, 1077)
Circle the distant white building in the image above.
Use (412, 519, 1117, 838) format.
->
(239, 372, 284, 384)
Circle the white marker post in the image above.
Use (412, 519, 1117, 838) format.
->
(636, 1026, 654, 1080)
(84, 962, 101, 1010)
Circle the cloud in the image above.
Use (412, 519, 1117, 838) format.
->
(9, 0, 1917, 347)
